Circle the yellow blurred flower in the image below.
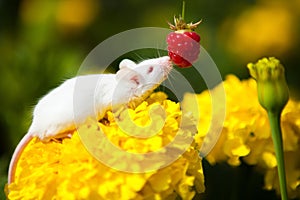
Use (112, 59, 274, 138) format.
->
(264, 150, 300, 199)
(56, 0, 99, 31)
(6, 92, 205, 200)
(220, 1, 297, 62)
(20, 0, 99, 32)
(182, 75, 300, 197)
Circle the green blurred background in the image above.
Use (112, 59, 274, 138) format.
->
(0, 0, 299, 199)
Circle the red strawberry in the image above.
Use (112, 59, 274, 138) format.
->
(167, 16, 201, 68)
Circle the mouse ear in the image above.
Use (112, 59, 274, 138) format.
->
(119, 59, 136, 69)
(116, 68, 143, 86)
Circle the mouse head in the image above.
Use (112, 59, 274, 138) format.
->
(116, 56, 172, 98)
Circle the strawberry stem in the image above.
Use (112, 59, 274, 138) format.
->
(181, 1, 186, 20)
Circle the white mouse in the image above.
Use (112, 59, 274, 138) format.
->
(8, 56, 172, 184)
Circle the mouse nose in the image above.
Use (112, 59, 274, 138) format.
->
(161, 56, 171, 63)
(159, 56, 171, 66)
(161, 56, 172, 75)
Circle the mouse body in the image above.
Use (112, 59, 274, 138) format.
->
(8, 56, 172, 184)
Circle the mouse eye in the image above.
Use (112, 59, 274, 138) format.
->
(147, 66, 154, 74)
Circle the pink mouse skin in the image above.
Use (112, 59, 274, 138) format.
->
(8, 56, 172, 184)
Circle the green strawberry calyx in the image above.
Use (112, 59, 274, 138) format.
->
(168, 15, 202, 32)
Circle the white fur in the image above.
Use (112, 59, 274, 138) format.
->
(28, 56, 171, 139)
(8, 56, 172, 184)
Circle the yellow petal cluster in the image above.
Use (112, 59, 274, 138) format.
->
(182, 75, 300, 198)
(6, 92, 205, 200)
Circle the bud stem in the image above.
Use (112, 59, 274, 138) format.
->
(247, 57, 289, 200)
(268, 111, 288, 200)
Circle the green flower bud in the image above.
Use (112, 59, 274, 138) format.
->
(247, 57, 289, 113)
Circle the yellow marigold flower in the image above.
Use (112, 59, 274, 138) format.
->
(219, 1, 296, 62)
(6, 92, 205, 200)
(264, 150, 300, 199)
(56, 0, 99, 30)
(20, 0, 99, 32)
(182, 75, 300, 197)
(182, 75, 266, 166)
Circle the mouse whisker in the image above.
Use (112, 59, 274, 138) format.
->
(167, 76, 177, 93)
(163, 70, 178, 99)
(156, 47, 163, 59)
(157, 50, 161, 58)
(133, 53, 145, 63)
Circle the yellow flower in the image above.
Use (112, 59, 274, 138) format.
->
(6, 92, 205, 200)
(20, 0, 99, 32)
(182, 75, 266, 166)
(56, 0, 99, 30)
(264, 150, 300, 199)
(219, 1, 296, 62)
(182, 75, 300, 197)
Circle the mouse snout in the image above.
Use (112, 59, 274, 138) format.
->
(159, 56, 171, 64)
(159, 56, 172, 75)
